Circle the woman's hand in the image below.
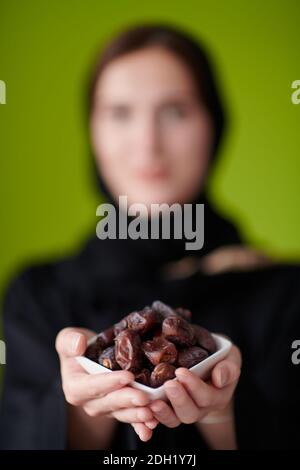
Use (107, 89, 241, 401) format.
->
(55, 327, 158, 443)
(148, 344, 242, 432)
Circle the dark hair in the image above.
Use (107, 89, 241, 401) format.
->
(87, 23, 226, 159)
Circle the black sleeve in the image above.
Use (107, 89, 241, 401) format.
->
(233, 266, 300, 449)
(0, 269, 67, 450)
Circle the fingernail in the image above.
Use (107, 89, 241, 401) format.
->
(146, 421, 158, 429)
(71, 333, 82, 354)
(220, 368, 229, 387)
(175, 368, 188, 378)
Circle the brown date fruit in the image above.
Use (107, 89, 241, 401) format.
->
(175, 307, 192, 322)
(151, 300, 176, 320)
(127, 307, 159, 335)
(96, 327, 115, 349)
(192, 324, 216, 354)
(178, 346, 208, 368)
(85, 301, 216, 388)
(162, 314, 196, 347)
(142, 337, 177, 366)
(134, 368, 151, 386)
(113, 315, 130, 336)
(85, 341, 102, 362)
(99, 346, 121, 370)
(150, 363, 176, 388)
(114, 329, 143, 372)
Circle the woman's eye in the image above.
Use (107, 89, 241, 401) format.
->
(110, 107, 131, 120)
(162, 106, 186, 120)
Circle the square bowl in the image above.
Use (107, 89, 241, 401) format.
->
(75, 333, 232, 401)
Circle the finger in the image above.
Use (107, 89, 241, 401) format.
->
(211, 345, 242, 389)
(83, 387, 150, 417)
(149, 400, 181, 428)
(131, 423, 153, 442)
(110, 407, 153, 424)
(225, 344, 242, 368)
(145, 419, 159, 430)
(176, 367, 238, 414)
(174, 368, 217, 408)
(56, 327, 95, 358)
(62, 367, 134, 406)
(163, 380, 200, 424)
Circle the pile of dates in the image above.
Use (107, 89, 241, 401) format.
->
(85, 300, 217, 388)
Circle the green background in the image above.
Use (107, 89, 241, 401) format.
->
(0, 1, 299, 382)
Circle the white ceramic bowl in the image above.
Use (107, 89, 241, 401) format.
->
(76, 333, 232, 401)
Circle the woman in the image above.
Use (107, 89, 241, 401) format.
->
(0, 24, 299, 450)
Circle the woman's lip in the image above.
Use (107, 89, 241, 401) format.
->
(135, 168, 168, 179)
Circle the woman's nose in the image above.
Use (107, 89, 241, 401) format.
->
(133, 115, 162, 162)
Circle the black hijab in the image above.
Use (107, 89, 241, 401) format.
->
(84, 24, 242, 283)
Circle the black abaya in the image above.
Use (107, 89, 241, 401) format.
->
(0, 226, 299, 449)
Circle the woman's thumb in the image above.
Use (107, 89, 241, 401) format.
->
(55, 327, 91, 358)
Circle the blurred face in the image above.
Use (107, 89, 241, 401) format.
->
(90, 47, 214, 209)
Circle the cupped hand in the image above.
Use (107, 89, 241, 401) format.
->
(148, 344, 242, 429)
(55, 327, 158, 442)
